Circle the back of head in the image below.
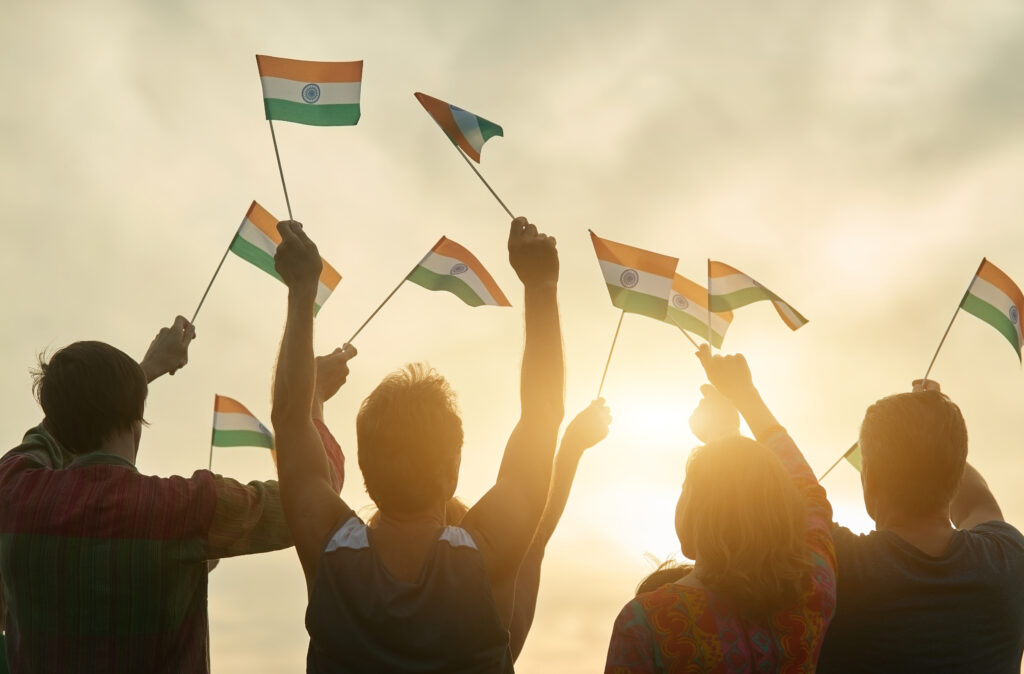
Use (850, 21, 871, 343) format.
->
(675, 436, 810, 616)
(859, 390, 967, 519)
(356, 364, 463, 515)
(32, 341, 147, 455)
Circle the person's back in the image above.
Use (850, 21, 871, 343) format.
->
(305, 518, 510, 672)
(818, 383, 1024, 673)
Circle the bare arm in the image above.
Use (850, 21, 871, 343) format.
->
(270, 221, 351, 589)
(951, 462, 1003, 530)
(508, 399, 611, 660)
(461, 217, 564, 583)
(139, 315, 195, 383)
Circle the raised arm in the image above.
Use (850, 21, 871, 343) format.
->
(950, 463, 1004, 530)
(270, 221, 351, 588)
(508, 399, 611, 660)
(461, 217, 564, 582)
(139, 315, 196, 383)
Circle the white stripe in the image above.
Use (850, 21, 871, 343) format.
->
(969, 277, 1023, 343)
(451, 107, 485, 154)
(259, 77, 361, 106)
(315, 280, 334, 308)
(418, 251, 497, 305)
(598, 260, 672, 300)
(237, 220, 278, 258)
(213, 411, 271, 435)
(708, 272, 759, 297)
(671, 293, 732, 334)
(439, 526, 478, 549)
(325, 517, 369, 552)
(772, 300, 807, 328)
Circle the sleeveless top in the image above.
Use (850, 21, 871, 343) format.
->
(306, 515, 514, 673)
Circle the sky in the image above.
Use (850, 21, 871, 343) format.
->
(3, 0, 1024, 671)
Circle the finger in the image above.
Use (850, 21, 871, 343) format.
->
(171, 315, 189, 332)
(522, 221, 538, 238)
(341, 343, 358, 360)
(509, 217, 528, 241)
(277, 220, 300, 242)
(695, 344, 711, 367)
(699, 384, 715, 397)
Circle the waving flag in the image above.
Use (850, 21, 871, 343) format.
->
(230, 201, 341, 313)
(960, 259, 1024, 361)
(708, 261, 808, 330)
(414, 92, 503, 162)
(211, 395, 274, 450)
(407, 237, 511, 307)
(256, 55, 362, 126)
(590, 231, 678, 320)
(665, 273, 734, 348)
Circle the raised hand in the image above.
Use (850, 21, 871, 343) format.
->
(140, 315, 196, 382)
(689, 384, 740, 444)
(315, 344, 358, 405)
(275, 221, 322, 296)
(508, 216, 558, 289)
(912, 379, 941, 393)
(561, 399, 612, 452)
(695, 344, 755, 403)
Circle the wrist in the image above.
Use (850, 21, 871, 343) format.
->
(140, 359, 163, 383)
(524, 280, 558, 295)
(288, 284, 318, 305)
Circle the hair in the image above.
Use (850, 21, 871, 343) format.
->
(675, 436, 811, 617)
(356, 364, 463, 515)
(636, 560, 694, 596)
(31, 341, 148, 455)
(859, 390, 967, 518)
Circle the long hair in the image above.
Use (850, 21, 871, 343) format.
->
(675, 436, 811, 617)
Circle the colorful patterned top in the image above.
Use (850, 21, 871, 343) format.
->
(0, 421, 343, 674)
(605, 429, 836, 673)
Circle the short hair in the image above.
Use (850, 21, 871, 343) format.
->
(32, 341, 148, 455)
(675, 436, 811, 616)
(356, 364, 463, 515)
(859, 390, 967, 517)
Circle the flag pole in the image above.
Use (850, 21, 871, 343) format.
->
(706, 259, 713, 348)
(597, 310, 626, 397)
(453, 146, 514, 219)
(344, 245, 438, 346)
(818, 443, 857, 482)
(680, 328, 701, 349)
(922, 258, 985, 382)
(190, 236, 236, 325)
(268, 120, 294, 220)
(208, 396, 217, 472)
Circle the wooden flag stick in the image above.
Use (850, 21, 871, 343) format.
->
(597, 310, 626, 397)
(680, 328, 701, 349)
(818, 443, 857, 482)
(344, 244, 438, 346)
(208, 396, 216, 471)
(268, 120, 294, 220)
(706, 259, 714, 349)
(190, 236, 236, 325)
(454, 146, 514, 219)
(922, 258, 985, 382)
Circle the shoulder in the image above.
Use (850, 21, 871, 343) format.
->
(959, 521, 1024, 561)
(322, 514, 368, 553)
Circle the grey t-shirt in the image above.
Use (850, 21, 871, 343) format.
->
(818, 521, 1024, 673)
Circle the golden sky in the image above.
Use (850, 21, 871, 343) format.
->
(3, 1, 1024, 671)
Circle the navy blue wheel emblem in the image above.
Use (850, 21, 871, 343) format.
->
(450, 263, 469, 275)
(301, 83, 321, 104)
(1010, 305, 1020, 325)
(619, 269, 639, 288)
(672, 294, 689, 310)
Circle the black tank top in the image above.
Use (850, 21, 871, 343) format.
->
(305, 515, 514, 673)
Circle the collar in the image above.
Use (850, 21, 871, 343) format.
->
(68, 452, 138, 472)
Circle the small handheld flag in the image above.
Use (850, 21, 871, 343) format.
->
(414, 92, 512, 218)
(665, 273, 734, 348)
(344, 237, 510, 345)
(818, 442, 861, 481)
(256, 55, 363, 218)
(708, 261, 808, 331)
(209, 395, 274, 470)
(590, 231, 678, 321)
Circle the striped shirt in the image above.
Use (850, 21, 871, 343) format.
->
(0, 422, 343, 674)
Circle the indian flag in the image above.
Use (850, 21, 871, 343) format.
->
(708, 261, 808, 331)
(414, 92, 503, 163)
(960, 258, 1024, 361)
(844, 443, 862, 471)
(256, 55, 362, 126)
(406, 237, 511, 307)
(229, 201, 342, 314)
(665, 273, 734, 348)
(590, 231, 678, 320)
(211, 395, 274, 450)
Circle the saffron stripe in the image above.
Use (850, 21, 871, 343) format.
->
(255, 55, 363, 83)
(429, 237, 509, 305)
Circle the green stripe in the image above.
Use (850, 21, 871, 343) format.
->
(477, 117, 503, 142)
(708, 287, 775, 312)
(961, 295, 1022, 358)
(230, 236, 326, 314)
(845, 443, 862, 471)
(263, 99, 361, 126)
(230, 235, 282, 282)
(607, 286, 668, 320)
(212, 429, 274, 449)
(407, 266, 486, 307)
(665, 308, 724, 348)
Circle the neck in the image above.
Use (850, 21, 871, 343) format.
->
(97, 429, 138, 465)
(875, 508, 954, 555)
(376, 504, 446, 531)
